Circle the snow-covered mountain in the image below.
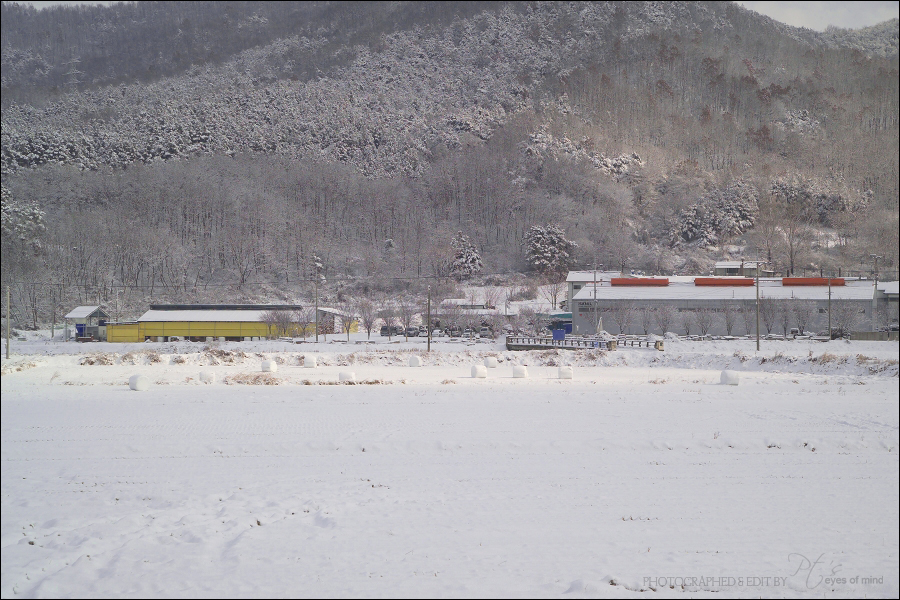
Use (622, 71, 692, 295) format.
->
(1, 2, 897, 312)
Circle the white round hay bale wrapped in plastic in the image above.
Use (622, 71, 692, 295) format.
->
(303, 355, 317, 368)
(339, 371, 356, 382)
(218, 337, 226, 342)
(129, 374, 150, 391)
(261, 360, 277, 373)
(721, 370, 740, 385)
(558, 366, 574, 379)
(409, 356, 422, 367)
(471, 365, 488, 378)
(512, 365, 529, 378)
(199, 371, 215, 384)
(484, 356, 499, 368)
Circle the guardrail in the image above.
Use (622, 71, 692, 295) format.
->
(505, 336, 613, 351)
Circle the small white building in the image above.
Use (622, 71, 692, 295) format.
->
(64, 306, 110, 341)
(714, 260, 774, 277)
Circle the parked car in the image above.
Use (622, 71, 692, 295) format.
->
(448, 327, 462, 337)
(431, 329, 445, 338)
(479, 327, 493, 338)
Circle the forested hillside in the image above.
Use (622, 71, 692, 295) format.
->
(1, 1, 897, 324)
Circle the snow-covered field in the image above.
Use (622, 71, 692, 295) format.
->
(2, 334, 898, 598)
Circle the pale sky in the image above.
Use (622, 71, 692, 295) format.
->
(13, 1, 900, 32)
(738, 1, 897, 30)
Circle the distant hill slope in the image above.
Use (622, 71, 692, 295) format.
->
(2, 2, 897, 179)
(1, 1, 897, 307)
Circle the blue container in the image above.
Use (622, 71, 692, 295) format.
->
(552, 329, 566, 341)
(75, 323, 85, 337)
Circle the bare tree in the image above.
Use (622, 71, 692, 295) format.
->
(480, 310, 502, 339)
(540, 274, 567, 310)
(608, 301, 636, 335)
(482, 287, 501, 310)
(259, 310, 280, 339)
(519, 305, 550, 336)
(831, 302, 862, 338)
(273, 310, 294, 338)
(440, 301, 464, 334)
(680, 310, 695, 336)
(759, 296, 778, 334)
(654, 304, 676, 335)
(776, 299, 793, 337)
(791, 299, 816, 335)
(356, 298, 378, 339)
(740, 304, 755, 336)
(695, 308, 715, 336)
(639, 306, 654, 335)
(336, 299, 356, 342)
(294, 306, 315, 340)
(377, 295, 398, 340)
(720, 301, 738, 336)
(398, 294, 417, 339)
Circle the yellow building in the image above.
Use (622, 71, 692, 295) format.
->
(106, 305, 356, 342)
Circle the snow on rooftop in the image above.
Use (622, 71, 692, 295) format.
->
(572, 280, 875, 301)
(566, 271, 622, 282)
(878, 281, 899, 295)
(714, 260, 766, 268)
(138, 307, 348, 322)
(64, 306, 107, 319)
(139, 310, 270, 322)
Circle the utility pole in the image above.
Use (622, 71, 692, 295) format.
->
(755, 263, 760, 352)
(871, 254, 882, 331)
(6, 286, 10, 359)
(593, 260, 598, 335)
(828, 276, 832, 340)
(314, 275, 319, 343)
(426, 286, 431, 353)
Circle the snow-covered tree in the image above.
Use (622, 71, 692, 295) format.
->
(672, 180, 758, 248)
(1, 184, 45, 253)
(523, 224, 576, 276)
(448, 231, 482, 280)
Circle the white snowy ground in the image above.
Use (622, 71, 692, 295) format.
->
(2, 334, 898, 598)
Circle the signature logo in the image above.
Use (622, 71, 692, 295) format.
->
(789, 553, 843, 589)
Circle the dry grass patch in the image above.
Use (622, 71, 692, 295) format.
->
(1, 361, 37, 375)
(80, 353, 116, 366)
(223, 373, 280, 385)
(202, 347, 249, 365)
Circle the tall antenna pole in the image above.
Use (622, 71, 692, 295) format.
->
(314, 275, 319, 343)
(427, 286, 431, 353)
(828, 276, 832, 340)
(593, 261, 598, 335)
(755, 256, 761, 352)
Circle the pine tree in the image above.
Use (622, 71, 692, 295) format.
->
(448, 231, 482, 280)
(523, 224, 577, 276)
